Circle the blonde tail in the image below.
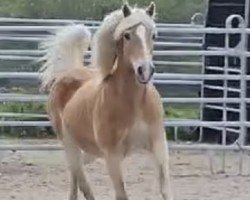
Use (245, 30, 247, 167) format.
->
(39, 24, 91, 91)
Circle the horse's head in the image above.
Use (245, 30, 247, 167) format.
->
(114, 2, 156, 84)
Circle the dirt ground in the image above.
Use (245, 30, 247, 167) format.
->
(1, 141, 250, 200)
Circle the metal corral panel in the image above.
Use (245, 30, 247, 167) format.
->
(202, 0, 249, 143)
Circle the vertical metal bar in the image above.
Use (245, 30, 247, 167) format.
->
(221, 23, 230, 173)
(199, 22, 206, 143)
(208, 150, 215, 174)
(174, 127, 179, 142)
(0, 117, 4, 133)
(239, 0, 250, 175)
(224, 14, 246, 174)
(193, 13, 205, 143)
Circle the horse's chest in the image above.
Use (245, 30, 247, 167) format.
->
(126, 119, 151, 151)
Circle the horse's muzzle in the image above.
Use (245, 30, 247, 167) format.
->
(137, 63, 155, 84)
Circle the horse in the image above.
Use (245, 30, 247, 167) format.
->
(39, 2, 173, 200)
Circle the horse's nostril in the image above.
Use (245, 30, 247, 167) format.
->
(137, 66, 143, 75)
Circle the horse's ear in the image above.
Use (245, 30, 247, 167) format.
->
(146, 2, 156, 18)
(122, 3, 132, 17)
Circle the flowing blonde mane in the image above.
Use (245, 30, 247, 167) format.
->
(91, 7, 155, 77)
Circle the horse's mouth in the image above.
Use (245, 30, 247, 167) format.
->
(137, 75, 153, 84)
(139, 80, 148, 84)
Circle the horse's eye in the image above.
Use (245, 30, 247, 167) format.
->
(124, 32, 131, 40)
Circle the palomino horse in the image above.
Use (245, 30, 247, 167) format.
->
(40, 2, 173, 200)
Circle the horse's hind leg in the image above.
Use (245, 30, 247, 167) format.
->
(63, 130, 95, 200)
(151, 129, 173, 200)
(104, 151, 128, 200)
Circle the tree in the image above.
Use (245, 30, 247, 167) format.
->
(0, 0, 205, 22)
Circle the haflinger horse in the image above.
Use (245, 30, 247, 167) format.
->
(39, 2, 173, 200)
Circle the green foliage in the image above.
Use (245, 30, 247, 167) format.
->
(165, 105, 199, 119)
(0, 102, 54, 138)
(165, 105, 200, 141)
(0, 102, 46, 114)
(0, 0, 206, 22)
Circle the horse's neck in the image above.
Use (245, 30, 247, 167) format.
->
(107, 57, 145, 101)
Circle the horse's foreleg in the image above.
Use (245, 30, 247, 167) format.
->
(63, 131, 95, 200)
(151, 132, 173, 200)
(69, 171, 78, 200)
(104, 152, 128, 200)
